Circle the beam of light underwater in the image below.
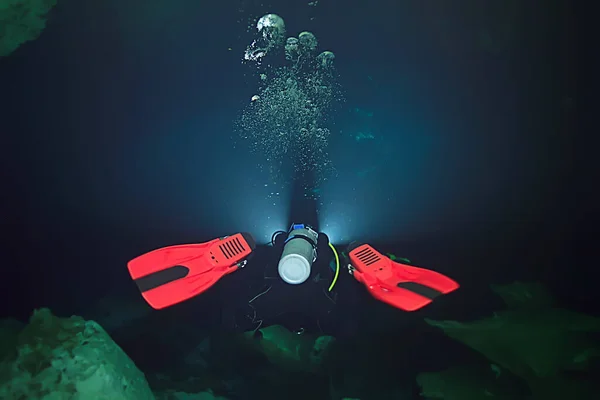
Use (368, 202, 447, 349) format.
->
(233, 183, 291, 245)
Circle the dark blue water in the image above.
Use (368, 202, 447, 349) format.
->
(0, 2, 587, 398)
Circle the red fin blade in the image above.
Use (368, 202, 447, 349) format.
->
(128, 243, 212, 280)
(349, 244, 459, 312)
(127, 233, 256, 309)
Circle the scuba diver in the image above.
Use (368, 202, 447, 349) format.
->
(127, 223, 460, 335)
(217, 225, 349, 335)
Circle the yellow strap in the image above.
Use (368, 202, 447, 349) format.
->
(328, 241, 340, 292)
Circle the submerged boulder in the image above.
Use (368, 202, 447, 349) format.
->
(425, 282, 600, 379)
(0, 0, 57, 57)
(0, 308, 154, 399)
(238, 325, 336, 375)
(417, 365, 529, 400)
(421, 282, 600, 399)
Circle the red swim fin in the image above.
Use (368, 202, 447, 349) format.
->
(128, 232, 256, 309)
(348, 243, 459, 311)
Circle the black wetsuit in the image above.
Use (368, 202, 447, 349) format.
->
(220, 233, 356, 334)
